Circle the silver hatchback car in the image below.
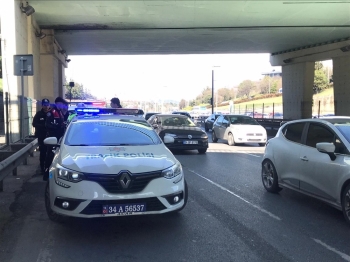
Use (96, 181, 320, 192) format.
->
(262, 117, 350, 225)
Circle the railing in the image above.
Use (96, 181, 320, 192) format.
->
(0, 137, 38, 192)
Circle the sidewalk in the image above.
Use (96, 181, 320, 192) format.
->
(0, 149, 42, 230)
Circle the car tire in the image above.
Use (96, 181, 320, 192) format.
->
(45, 182, 66, 223)
(341, 183, 350, 224)
(261, 160, 282, 193)
(198, 148, 207, 154)
(259, 143, 266, 147)
(172, 180, 188, 213)
(205, 124, 209, 132)
(228, 133, 235, 146)
(212, 131, 218, 142)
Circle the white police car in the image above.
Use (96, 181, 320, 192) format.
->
(44, 108, 187, 221)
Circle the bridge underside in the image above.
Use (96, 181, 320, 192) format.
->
(29, 0, 350, 56)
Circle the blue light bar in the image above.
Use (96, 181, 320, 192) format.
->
(75, 107, 141, 116)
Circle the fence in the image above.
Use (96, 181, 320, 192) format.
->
(0, 92, 38, 148)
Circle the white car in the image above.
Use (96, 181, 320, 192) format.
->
(212, 115, 267, 146)
(262, 117, 350, 224)
(44, 108, 187, 221)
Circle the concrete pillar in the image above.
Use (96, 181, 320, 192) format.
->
(282, 62, 315, 119)
(39, 29, 67, 102)
(333, 56, 350, 116)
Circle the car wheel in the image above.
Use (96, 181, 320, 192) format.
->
(198, 148, 207, 154)
(45, 182, 65, 222)
(205, 124, 209, 132)
(341, 183, 350, 224)
(259, 143, 266, 147)
(172, 180, 188, 213)
(212, 131, 218, 142)
(228, 133, 235, 146)
(261, 160, 282, 193)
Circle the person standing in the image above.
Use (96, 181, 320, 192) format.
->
(110, 97, 122, 108)
(43, 97, 65, 181)
(32, 98, 51, 173)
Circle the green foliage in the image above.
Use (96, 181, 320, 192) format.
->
(313, 62, 330, 93)
(64, 80, 96, 100)
(237, 80, 255, 98)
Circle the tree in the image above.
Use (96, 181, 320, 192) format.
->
(179, 99, 186, 109)
(217, 87, 235, 103)
(237, 80, 255, 98)
(64, 80, 97, 100)
(313, 62, 330, 93)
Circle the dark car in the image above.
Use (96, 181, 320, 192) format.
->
(204, 114, 221, 131)
(172, 111, 192, 119)
(147, 114, 208, 154)
(144, 112, 160, 120)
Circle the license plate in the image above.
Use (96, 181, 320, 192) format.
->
(183, 140, 198, 144)
(102, 203, 146, 215)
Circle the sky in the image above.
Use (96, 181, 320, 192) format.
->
(65, 54, 282, 102)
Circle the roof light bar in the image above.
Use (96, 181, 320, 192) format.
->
(75, 107, 141, 116)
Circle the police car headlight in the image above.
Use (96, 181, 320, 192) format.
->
(56, 164, 85, 183)
(162, 161, 183, 180)
(201, 133, 208, 139)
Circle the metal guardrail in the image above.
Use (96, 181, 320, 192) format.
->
(0, 138, 38, 192)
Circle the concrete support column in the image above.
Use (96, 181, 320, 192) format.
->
(39, 29, 67, 102)
(333, 56, 350, 116)
(282, 62, 315, 119)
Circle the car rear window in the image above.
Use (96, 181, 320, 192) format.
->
(65, 121, 161, 146)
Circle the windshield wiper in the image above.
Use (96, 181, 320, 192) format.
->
(69, 144, 92, 146)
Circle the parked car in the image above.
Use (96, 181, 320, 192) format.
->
(144, 112, 160, 120)
(268, 112, 284, 119)
(261, 117, 350, 224)
(212, 115, 267, 146)
(204, 114, 221, 131)
(172, 111, 192, 119)
(44, 108, 187, 221)
(148, 114, 208, 153)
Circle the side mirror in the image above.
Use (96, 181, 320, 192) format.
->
(44, 137, 58, 145)
(316, 142, 336, 161)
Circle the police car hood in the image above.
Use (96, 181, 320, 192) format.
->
(58, 144, 176, 174)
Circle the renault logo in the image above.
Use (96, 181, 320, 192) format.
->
(188, 135, 192, 139)
(119, 172, 131, 189)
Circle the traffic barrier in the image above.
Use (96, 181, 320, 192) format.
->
(0, 138, 38, 192)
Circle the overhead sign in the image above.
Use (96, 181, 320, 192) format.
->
(14, 54, 34, 76)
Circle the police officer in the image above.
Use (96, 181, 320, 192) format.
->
(32, 98, 51, 173)
(110, 97, 122, 108)
(43, 97, 65, 181)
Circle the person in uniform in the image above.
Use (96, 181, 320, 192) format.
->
(32, 98, 51, 173)
(43, 97, 65, 181)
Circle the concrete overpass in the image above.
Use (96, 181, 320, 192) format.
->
(1, 0, 350, 143)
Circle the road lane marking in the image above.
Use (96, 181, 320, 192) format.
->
(188, 169, 281, 221)
(313, 238, 350, 261)
(207, 149, 262, 157)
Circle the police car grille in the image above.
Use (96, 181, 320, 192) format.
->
(84, 171, 162, 193)
(80, 197, 166, 215)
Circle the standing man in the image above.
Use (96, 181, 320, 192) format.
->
(110, 97, 122, 108)
(32, 98, 51, 174)
(43, 97, 65, 181)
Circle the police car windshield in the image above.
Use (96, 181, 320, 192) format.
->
(64, 121, 161, 146)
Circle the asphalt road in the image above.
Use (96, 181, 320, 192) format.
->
(0, 133, 350, 262)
